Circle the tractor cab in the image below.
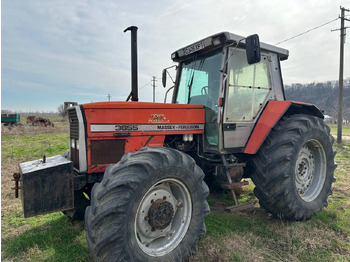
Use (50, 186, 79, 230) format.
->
(164, 32, 289, 154)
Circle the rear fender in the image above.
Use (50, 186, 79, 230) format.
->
(244, 101, 323, 154)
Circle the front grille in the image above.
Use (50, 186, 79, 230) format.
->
(68, 107, 80, 169)
(91, 140, 126, 165)
(68, 108, 79, 139)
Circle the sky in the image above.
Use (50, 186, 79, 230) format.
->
(2, 0, 350, 112)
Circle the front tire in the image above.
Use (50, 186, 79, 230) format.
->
(85, 147, 209, 262)
(250, 114, 336, 221)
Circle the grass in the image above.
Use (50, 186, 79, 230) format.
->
(1, 124, 82, 261)
(2, 133, 69, 160)
(1, 124, 350, 261)
(2, 213, 91, 262)
(330, 124, 350, 137)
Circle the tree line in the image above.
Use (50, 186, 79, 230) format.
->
(284, 78, 350, 121)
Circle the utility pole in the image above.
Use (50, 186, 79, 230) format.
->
(152, 76, 157, 103)
(107, 94, 111, 101)
(332, 6, 350, 144)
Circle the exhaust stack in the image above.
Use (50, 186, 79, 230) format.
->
(124, 26, 139, 102)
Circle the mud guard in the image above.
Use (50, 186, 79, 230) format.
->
(244, 101, 324, 154)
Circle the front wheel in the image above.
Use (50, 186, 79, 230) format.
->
(85, 147, 209, 262)
(250, 114, 336, 221)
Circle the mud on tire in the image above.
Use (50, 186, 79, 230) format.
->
(85, 147, 210, 262)
(250, 114, 336, 221)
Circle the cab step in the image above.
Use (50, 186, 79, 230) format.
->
(221, 180, 255, 212)
(221, 180, 249, 189)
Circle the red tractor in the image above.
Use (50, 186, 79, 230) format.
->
(15, 27, 336, 261)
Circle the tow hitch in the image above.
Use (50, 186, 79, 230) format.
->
(12, 172, 21, 198)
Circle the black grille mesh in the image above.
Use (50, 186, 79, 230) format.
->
(68, 108, 79, 139)
(68, 107, 80, 169)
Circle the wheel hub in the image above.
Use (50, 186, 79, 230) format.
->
(298, 160, 309, 177)
(297, 158, 311, 181)
(135, 179, 192, 256)
(148, 199, 174, 230)
(294, 140, 326, 202)
(295, 145, 314, 195)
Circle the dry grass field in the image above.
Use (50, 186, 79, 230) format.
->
(1, 121, 350, 261)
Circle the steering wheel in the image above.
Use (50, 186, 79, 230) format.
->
(201, 86, 209, 95)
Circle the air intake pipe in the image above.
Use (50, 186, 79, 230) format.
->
(124, 26, 139, 102)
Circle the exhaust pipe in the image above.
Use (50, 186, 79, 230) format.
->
(124, 26, 139, 102)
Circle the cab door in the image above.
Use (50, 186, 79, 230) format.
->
(222, 48, 273, 151)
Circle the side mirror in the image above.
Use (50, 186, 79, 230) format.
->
(162, 65, 177, 87)
(162, 69, 167, 87)
(246, 34, 261, 65)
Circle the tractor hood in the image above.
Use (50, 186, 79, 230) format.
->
(81, 101, 205, 138)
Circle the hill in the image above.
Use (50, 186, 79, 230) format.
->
(284, 78, 350, 121)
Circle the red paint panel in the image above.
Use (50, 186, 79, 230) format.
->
(244, 101, 292, 154)
(83, 102, 205, 174)
(84, 103, 205, 138)
(89, 164, 109, 174)
(83, 101, 204, 110)
(87, 135, 165, 174)
(124, 135, 165, 153)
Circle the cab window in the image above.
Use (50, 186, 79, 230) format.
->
(226, 49, 271, 122)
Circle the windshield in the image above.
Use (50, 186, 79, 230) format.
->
(175, 49, 222, 146)
(175, 49, 222, 111)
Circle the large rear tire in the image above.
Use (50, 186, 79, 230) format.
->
(85, 147, 210, 262)
(250, 114, 336, 221)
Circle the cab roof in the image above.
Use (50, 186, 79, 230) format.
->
(171, 31, 289, 62)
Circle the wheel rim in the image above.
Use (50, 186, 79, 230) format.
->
(295, 139, 327, 202)
(134, 178, 192, 256)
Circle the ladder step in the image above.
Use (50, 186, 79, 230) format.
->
(221, 180, 249, 190)
(213, 163, 246, 168)
(225, 163, 246, 168)
(225, 201, 257, 212)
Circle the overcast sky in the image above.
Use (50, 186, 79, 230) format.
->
(2, 0, 350, 112)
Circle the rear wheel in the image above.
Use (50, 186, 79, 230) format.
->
(250, 114, 336, 220)
(85, 147, 209, 262)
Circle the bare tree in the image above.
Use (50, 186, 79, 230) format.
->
(57, 104, 67, 118)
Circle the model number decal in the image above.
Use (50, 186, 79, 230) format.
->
(91, 124, 204, 133)
(115, 125, 139, 131)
